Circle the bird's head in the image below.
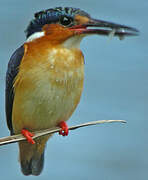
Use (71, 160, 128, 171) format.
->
(25, 7, 139, 47)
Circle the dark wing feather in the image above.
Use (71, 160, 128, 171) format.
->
(5, 45, 24, 135)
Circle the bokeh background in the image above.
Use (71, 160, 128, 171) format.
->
(0, 0, 147, 179)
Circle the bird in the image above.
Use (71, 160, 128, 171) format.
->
(5, 7, 138, 176)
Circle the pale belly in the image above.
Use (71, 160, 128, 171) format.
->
(12, 66, 84, 133)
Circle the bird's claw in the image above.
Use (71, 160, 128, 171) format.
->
(21, 129, 35, 144)
(59, 121, 69, 136)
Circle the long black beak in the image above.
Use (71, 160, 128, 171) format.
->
(72, 18, 139, 39)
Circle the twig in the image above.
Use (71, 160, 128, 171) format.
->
(0, 120, 126, 146)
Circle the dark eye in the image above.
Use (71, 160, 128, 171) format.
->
(59, 16, 73, 26)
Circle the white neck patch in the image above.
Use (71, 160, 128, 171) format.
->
(26, 32, 84, 49)
(62, 35, 84, 49)
(26, 32, 45, 42)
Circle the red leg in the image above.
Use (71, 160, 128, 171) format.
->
(59, 121, 69, 136)
(21, 129, 35, 144)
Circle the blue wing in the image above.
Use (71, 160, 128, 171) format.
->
(5, 45, 24, 135)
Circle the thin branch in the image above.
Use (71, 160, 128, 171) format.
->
(0, 120, 126, 146)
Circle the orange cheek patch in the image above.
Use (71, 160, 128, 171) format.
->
(42, 24, 75, 44)
(75, 15, 90, 24)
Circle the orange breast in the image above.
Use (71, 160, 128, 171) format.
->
(12, 39, 84, 133)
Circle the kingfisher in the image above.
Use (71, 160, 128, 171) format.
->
(5, 7, 138, 176)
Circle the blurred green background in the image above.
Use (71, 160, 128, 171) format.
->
(0, 0, 147, 179)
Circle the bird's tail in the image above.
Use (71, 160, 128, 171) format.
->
(19, 136, 50, 176)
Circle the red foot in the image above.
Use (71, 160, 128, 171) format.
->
(21, 129, 35, 144)
(59, 121, 69, 136)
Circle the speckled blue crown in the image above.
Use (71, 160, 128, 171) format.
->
(25, 7, 90, 38)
